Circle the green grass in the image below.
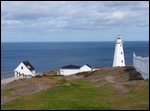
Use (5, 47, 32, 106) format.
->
(1, 86, 24, 96)
(112, 80, 149, 110)
(1, 79, 149, 110)
(94, 79, 108, 83)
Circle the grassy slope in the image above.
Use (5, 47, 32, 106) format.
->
(1, 66, 149, 110)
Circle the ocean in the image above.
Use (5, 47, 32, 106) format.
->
(1, 41, 149, 78)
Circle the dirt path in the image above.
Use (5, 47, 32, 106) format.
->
(105, 76, 116, 83)
(104, 76, 133, 93)
(1, 77, 56, 105)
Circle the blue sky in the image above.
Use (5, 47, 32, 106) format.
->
(1, 1, 149, 42)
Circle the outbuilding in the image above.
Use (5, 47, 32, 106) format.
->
(14, 60, 35, 77)
(60, 64, 92, 75)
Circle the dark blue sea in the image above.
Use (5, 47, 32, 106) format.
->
(1, 41, 149, 78)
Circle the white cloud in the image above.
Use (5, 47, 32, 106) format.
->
(1, 1, 149, 35)
(2, 19, 23, 26)
(110, 11, 127, 19)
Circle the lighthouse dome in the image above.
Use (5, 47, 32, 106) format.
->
(115, 35, 123, 43)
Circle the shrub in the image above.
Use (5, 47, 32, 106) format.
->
(34, 75, 42, 78)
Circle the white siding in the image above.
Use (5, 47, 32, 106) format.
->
(14, 62, 35, 77)
(32, 70, 35, 74)
(60, 69, 80, 75)
(80, 65, 92, 72)
(92, 68, 100, 71)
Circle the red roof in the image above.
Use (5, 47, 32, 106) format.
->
(93, 66, 101, 69)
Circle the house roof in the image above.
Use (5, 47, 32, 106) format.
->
(22, 60, 35, 71)
(93, 66, 101, 69)
(61, 65, 81, 69)
(84, 64, 92, 68)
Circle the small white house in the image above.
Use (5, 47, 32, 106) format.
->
(14, 60, 35, 77)
(60, 64, 92, 75)
(80, 64, 92, 72)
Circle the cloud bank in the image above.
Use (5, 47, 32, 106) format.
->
(1, 1, 149, 41)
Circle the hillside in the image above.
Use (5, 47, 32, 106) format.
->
(1, 66, 149, 110)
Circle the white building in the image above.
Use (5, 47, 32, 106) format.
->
(60, 64, 92, 75)
(92, 66, 101, 71)
(14, 60, 35, 77)
(80, 64, 92, 72)
(113, 35, 125, 67)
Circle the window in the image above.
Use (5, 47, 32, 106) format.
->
(122, 60, 123, 63)
(21, 66, 23, 69)
(120, 45, 122, 46)
(121, 52, 122, 54)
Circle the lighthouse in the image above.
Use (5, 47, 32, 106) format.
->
(113, 35, 125, 67)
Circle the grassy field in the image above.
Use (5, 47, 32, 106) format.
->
(1, 66, 149, 110)
(1, 78, 149, 110)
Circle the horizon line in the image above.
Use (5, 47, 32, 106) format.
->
(1, 40, 149, 43)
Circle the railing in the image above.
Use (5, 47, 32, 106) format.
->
(1, 72, 14, 80)
(133, 52, 149, 80)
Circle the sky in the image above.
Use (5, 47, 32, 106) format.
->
(1, 1, 149, 42)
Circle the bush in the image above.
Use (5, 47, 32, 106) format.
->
(34, 75, 42, 78)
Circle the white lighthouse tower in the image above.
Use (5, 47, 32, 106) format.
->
(113, 35, 125, 67)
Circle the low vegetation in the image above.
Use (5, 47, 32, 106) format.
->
(1, 66, 149, 110)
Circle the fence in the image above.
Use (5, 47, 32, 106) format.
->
(1, 72, 14, 80)
(133, 52, 149, 80)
